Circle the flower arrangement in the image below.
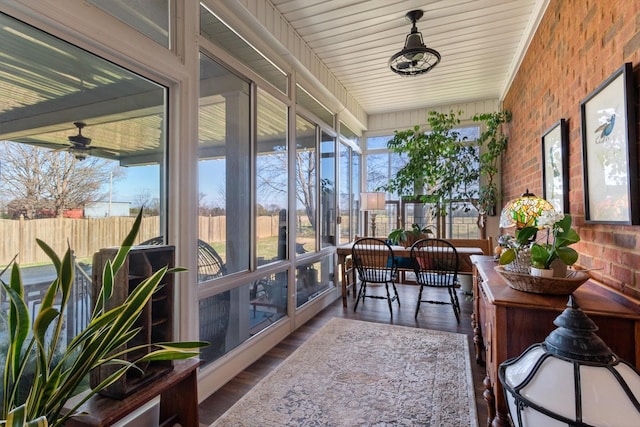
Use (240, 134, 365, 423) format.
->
(499, 212, 580, 271)
(530, 211, 580, 269)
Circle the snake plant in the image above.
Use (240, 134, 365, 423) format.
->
(0, 210, 207, 427)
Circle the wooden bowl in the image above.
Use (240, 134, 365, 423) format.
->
(494, 265, 590, 295)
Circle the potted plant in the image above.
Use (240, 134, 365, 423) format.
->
(388, 223, 434, 247)
(0, 210, 207, 427)
(499, 212, 580, 277)
(381, 110, 511, 239)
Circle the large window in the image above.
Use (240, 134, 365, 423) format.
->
(0, 12, 167, 346)
(295, 115, 317, 255)
(256, 89, 288, 264)
(198, 52, 251, 277)
(338, 143, 351, 242)
(364, 126, 482, 239)
(320, 131, 336, 248)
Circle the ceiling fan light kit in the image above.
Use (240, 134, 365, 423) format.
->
(389, 9, 441, 76)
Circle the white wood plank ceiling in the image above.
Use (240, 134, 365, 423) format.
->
(269, 0, 548, 115)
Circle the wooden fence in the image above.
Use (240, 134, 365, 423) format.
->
(0, 215, 281, 266)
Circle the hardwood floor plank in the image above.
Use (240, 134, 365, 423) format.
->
(199, 284, 488, 426)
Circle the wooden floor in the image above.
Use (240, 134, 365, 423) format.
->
(199, 283, 489, 426)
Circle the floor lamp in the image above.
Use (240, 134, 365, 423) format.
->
(360, 192, 386, 236)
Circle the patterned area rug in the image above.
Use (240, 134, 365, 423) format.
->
(210, 318, 478, 426)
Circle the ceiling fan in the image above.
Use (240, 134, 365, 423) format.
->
(59, 121, 118, 160)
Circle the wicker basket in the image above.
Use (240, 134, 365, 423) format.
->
(494, 265, 589, 295)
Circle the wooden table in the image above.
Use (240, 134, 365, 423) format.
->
(336, 239, 488, 307)
(471, 255, 640, 427)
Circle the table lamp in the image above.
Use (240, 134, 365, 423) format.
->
(499, 189, 555, 229)
(499, 296, 640, 426)
(360, 192, 386, 236)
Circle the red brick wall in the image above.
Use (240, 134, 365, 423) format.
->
(502, 0, 640, 298)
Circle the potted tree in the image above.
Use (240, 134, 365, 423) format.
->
(0, 210, 207, 427)
(381, 109, 511, 239)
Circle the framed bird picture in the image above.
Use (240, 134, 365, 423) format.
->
(542, 119, 569, 214)
(580, 62, 638, 224)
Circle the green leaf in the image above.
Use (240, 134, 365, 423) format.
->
(5, 405, 27, 427)
(110, 209, 143, 273)
(498, 248, 516, 265)
(3, 285, 30, 377)
(514, 227, 537, 244)
(557, 247, 579, 265)
(33, 307, 60, 352)
(137, 349, 200, 362)
(530, 244, 551, 268)
(35, 240, 61, 272)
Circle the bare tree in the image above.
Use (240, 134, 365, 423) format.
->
(0, 142, 120, 218)
(256, 147, 316, 229)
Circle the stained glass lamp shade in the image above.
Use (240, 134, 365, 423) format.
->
(500, 189, 555, 229)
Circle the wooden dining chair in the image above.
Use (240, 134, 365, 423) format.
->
(410, 238, 461, 322)
(351, 237, 400, 315)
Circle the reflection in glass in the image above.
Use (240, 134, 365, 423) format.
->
(340, 121, 359, 146)
(198, 52, 250, 278)
(320, 131, 335, 248)
(0, 13, 166, 357)
(295, 115, 316, 255)
(88, 0, 171, 48)
(295, 255, 334, 308)
(256, 89, 288, 264)
(296, 85, 333, 127)
(200, 5, 287, 94)
(199, 270, 289, 366)
(339, 143, 351, 242)
(352, 152, 361, 238)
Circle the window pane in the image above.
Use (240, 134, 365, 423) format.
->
(198, 53, 250, 278)
(366, 153, 389, 191)
(88, 0, 171, 48)
(0, 13, 166, 362)
(447, 202, 480, 239)
(338, 144, 351, 243)
(351, 152, 361, 237)
(366, 135, 390, 150)
(320, 131, 335, 248)
(296, 85, 333, 128)
(199, 270, 289, 366)
(339, 121, 359, 146)
(295, 115, 316, 254)
(256, 89, 288, 264)
(200, 5, 287, 94)
(295, 255, 334, 308)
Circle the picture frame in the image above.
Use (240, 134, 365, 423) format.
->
(580, 62, 638, 224)
(541, 119, 569, 214)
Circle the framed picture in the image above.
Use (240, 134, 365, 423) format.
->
(541, 119, 569, 214)
(580, 62, 638, 224)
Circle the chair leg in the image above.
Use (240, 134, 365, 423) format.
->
(384, 283, 393, 315)
(391, 282, 400, 306)
(354, 281, 366, 312)
(415, 286, 423, 318)
(448, 287, 461, 323)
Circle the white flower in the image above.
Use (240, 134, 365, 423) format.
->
(537, 210, 563, 228)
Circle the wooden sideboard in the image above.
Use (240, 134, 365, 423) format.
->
(471, 255, 640, 427)
(65, 358, 200, 427)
